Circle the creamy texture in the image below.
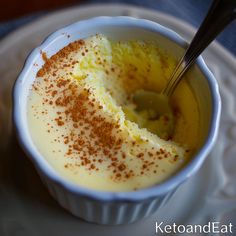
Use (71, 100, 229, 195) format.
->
(28, 35, 200, 191)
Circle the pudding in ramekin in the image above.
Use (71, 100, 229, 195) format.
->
(13, 17, 221, 224)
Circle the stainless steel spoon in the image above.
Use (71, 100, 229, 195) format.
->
(134, 0, 236, 119)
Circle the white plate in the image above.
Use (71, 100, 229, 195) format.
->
(0, 4, 236, 236)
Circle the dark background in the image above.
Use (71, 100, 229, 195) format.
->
(0, 0, 236, 55)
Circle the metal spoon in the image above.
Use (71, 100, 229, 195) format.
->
(134, 0, 236, 120)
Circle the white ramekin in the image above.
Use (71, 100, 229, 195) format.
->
(13, 16, 221, 225)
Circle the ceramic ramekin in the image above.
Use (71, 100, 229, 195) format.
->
(13, 16, 221, 225)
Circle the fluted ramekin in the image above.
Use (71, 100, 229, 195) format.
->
(13, 16, 221, 225)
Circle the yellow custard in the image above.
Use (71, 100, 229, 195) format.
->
(28, 35, 200, 191)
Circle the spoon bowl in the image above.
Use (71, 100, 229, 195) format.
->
(133, 90, 171, 116)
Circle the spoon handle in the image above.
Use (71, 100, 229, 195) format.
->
(163, 0, 236, 97)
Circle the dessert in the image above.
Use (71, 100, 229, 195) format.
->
(28, 34, 200, 191)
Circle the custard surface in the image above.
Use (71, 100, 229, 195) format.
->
(28, 35, 200, 191)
